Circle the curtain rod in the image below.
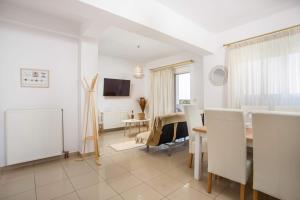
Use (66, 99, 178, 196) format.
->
(150, 60, 194, 71)
(223, 24, 300, 47)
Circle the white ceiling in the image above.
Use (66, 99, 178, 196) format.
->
(156, 0, 300, 33)
(1, 0, 299, 58)
(99, 27, 182, 63)
(0, 0, 184, 61)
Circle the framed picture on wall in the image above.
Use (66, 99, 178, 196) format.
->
(20, 68, 49, 88)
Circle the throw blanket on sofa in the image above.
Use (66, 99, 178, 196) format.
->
(136, 112, 186, 146)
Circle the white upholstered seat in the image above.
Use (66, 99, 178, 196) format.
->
(252, 111, 300, 200)
(183, 105, 207, 168)
(206, 108, 252, 200)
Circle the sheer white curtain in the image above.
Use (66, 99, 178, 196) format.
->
(227, 27, 300, 108)
(149, 68, 175, 122)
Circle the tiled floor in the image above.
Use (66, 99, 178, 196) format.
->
(0, 129, 276, 200)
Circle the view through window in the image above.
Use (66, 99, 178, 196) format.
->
(175, 73, 191, 112)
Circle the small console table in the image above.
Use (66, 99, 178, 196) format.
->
(122, 119, 150, 136)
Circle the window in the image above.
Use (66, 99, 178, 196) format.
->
(227, 28, 300, 108)
(175, 73, 191, 112)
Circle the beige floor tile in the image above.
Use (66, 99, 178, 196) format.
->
(168, 150, 188, 163)
(107, 173, 142, 193)
(185, 177, 228, 199)
(139, 157, 169, 170)
(100, 147, 120, 157)
(86, 156, 115, 169)
(35, 167, 68, 186)
(167, 185, 212, 200)
(1, 130, 257, 200)
(172, 158, 189, 167)
(62, 160, 93, 178)
(125, 148, 150, 158)
(0, 167, 34, 184)
(36, 179, 74, 200)
(165, 166, 193, 184)
(2, 190, 36, 200)
(131, 167, 162, 182)
(215, 182, 252, 200)
(97, 164, 128, 180)
(110, 152, 131, 162)
(107, 195, 123, 200)
(145, 174, 183, 196)
(34, 161, 62, 173)
(148, 158, 175, 173)
(117, 157, 149, 171)
(53, 192, 80, 200)
(0, 175, 35, 199)
(121, 183, 163, 200)
(77, 182, 118, 200)
(70, 171, 102, 190)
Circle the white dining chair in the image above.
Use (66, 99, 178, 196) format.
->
(183, 105, 207, 168)
(206, 108, 252, 200)
(241, 105, 269, 126)
(252, 111, 300, 200)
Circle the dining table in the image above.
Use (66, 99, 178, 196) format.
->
(192, 126, 253, 180)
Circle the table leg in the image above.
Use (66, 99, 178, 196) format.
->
(124, 122, 127, 136)
(129, 122, 131, 135)
(139, 122, 141, 133)
(194, 134, 202, 180)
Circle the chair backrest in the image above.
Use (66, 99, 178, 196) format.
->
(206, 108, 248, 184)
(183, 105, 203, 136)
(272, 106, 300, 113)
(252, 111, 300, 200)
(241, 105, 269, 125)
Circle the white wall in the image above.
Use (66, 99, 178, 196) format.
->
(143, 52, 204, 109)
(78, 39, 100, 153)
(203, 48, 226, 108)
(0, 22, 79, 166)
(202, 6, 300, 108)
(98, 55, 145, 113)
(0, 21, 178, 164)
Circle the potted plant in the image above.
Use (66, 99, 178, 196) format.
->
(137, 97, 147, 120)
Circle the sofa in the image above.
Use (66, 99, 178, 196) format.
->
(135, 112, 188, 154)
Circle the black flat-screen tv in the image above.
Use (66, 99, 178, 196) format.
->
(103, 78, 130, 96)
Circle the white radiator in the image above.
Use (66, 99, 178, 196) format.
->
(5, 108, 63, 165)
(102, 111, 129, 129)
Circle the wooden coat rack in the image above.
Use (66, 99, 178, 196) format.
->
(81, 73, 100, 165)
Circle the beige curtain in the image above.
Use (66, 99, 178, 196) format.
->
(227, 26, 300, 108)
(149, 68, 175, 123)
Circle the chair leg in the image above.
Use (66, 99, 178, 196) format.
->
(207, 172, 213, 193)
(188, 153, 193, 168)
(240, 184, 245, 200)
(253, 190, 258, 200)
